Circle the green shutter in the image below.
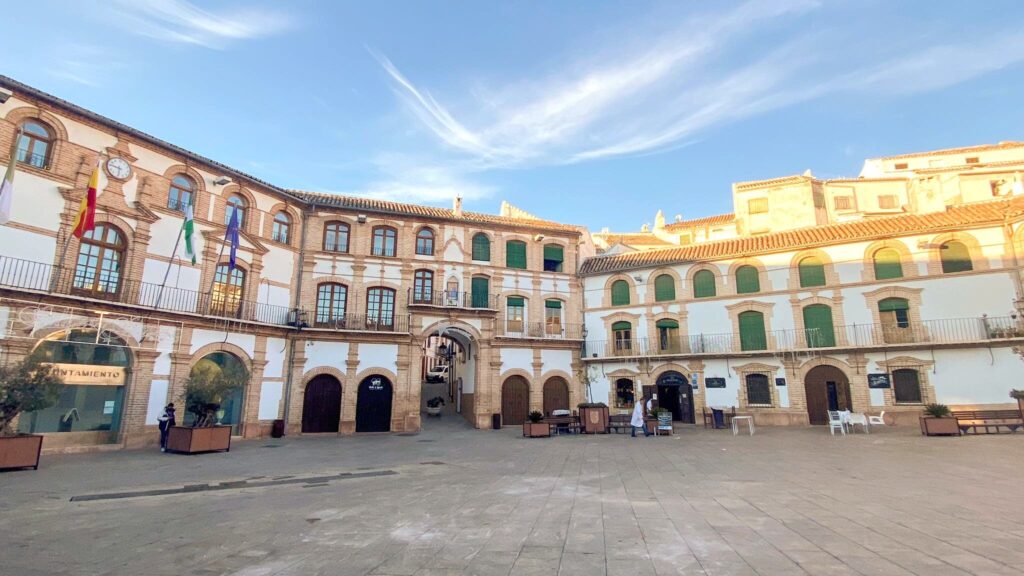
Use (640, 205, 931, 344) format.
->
(612, 321, 631, 331)
(735, 265, 760, 294)
(738, 311, 767, 351)
(543, 245, 563, 261)
(654, 275, 676, 302)
(507, 296, 524, 306)
(655, 319, 678, 329)
(506, 241, 527, 269)
(611, 280, 630, 306)
(802, 304, 835, 347)
(472, 234, 490, 261)
(878, 297, 909, 312)
(798, 257, 826, 288)
(471, 277, 489, 308)
(873, 249, 903, 280)
(693, 270, 716, 298)
(941, 241, 973, 273)
(545, 299, 561, 309)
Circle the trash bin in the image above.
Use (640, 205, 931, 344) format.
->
(711, 408, 725, 429)
(271, 419, 285, 438)
(492, 413, 502, 430)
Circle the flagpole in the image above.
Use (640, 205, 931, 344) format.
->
(153, 224, 185, 310)
(52, 153, 104, 293)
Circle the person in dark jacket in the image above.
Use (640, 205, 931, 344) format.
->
(158, 403, 176, 452)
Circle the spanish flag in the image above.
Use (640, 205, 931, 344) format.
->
(71, 159, 100, 238)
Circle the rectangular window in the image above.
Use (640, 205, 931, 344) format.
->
(614, 379, 635, 408)
(507, 296, 525, 333)
(612, 321, 632, 356)
(366, 288, 396, 327)
(894, 162, 908, 170)
(371, 227, 397, 257)
(506, 241, 527, 269)
(965, 156, 979, 164)
(748, 198, 768, 214)
(746, 374, 772, 406)
(543, 245, 564, 272)
(544, 300, 562, 335)
(834, 196, 853, 210)
(878, 195, 898, 209)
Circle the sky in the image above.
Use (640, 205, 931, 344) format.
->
(2, 0, 1024, 231)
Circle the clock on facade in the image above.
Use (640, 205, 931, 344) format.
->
(105, 157, 132, 180)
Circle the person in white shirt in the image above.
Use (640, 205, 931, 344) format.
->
(631, 398, 651, 437)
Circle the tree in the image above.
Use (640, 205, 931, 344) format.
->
(183, 359, 247, 427)
(0, 355, 64, 436)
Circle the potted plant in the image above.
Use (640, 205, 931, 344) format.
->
(0, 356, 63, 471)
(426, 396, 445, 416)
(919, 403, 959, 436)
(167, 360, 245, 454)
(523, 411, 550, 438)
(577, 402, 609, 434)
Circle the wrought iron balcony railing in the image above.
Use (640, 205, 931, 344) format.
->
(499, 321, 584, 340)
(407, 289, 498, 310)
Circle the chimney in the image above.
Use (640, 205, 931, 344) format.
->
(453, 196, 463, 217)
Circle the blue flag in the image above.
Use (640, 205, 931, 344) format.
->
(225, 207, 240, 269)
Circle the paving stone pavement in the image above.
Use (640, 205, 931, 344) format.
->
(2, 417, 1023, 576)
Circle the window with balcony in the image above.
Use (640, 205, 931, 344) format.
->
(315, 283, 347, 326)
(506, 296, 525, 332)
(471, 276, 490, 308)
(735, 265, 760, 294)
(893, 369, 922, 403)
(506, 240, 527, 269)
(612, 321, 632, 355)
(371, 226, 397, 257)
(872, 248, 903, 280)
(738, 311, 767, 351)
(323, 222, 350, 253)
(272, 212, 290, 244)
(471, 233, 491, 261)
(797, 256, 826, 288)
(73, 224, 125, 296)
(211, 264, 245, 317)
(879, 297, 912, 343)
(654, 274, 675, 302)
(745, 374, 772, 406)
(656, 319, 679, 353)
(693, 269, 716, 298)
(940, 241, 973, 273)
(543, 244, 564, 272)
(415, 228, 434, 255)
(167, 175, 195, 212)
(225, 194, 247, 227)
(366, 287, 396, 327)
(413, 269, 433, 304)
(16, 120, 53, 169)
(545, 300, 562, 335)
(803, 304, 835, 347)
(610, 280, 630, 306)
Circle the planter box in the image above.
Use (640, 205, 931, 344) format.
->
(522, 421, 551, 438)
(920, 417, 960, 436)
(0, 434, 43, 470)
(426, 406, 442, 417)
(578, 404, 609, 434)
(167, 426, 232, 454)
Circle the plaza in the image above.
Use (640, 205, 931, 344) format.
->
(2, 420, 1023, 576)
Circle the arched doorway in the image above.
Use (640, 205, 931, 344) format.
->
(656, 371, 694, 423)
(804, 365, 851, 425)
(501, 376, 530, 425)
(356, 375, 393, 432)
(302, 375, 342, 433)
(542, 377, 570, 415)
(420, 325, 477, 423)
(189, 352, 248, 435)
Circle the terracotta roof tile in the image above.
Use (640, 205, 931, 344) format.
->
(580, 197, 1024, 275)
(879, 141, 1024, 161)
(664, 213, 735, 230)
(593, 233, 677, 247)
(733, 174, 812, 191)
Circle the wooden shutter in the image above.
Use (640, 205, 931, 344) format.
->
(892, 369, 922, 403)
(802, 304, 835, 347)
(543, 245, 563, 271)
(654, 275, 675, 301)
(738, 311, 767, 351)
(471, 277, 489, 308)
(872, 249, 903, 280)
(611, 280, 630, 305)
(940, 241, 973, 273)
(612, 321, 631, 331)
(693, 270, 716, 298)
(506, 241, 527, 269)
(735, 265, 760, 294)
(798, 257, 826, 287)
(471, 234, 490, 261)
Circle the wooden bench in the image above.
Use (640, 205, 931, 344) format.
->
(544, 415, 580, 435)
(608, 414, 632, 434)
(952, 410, 1024, 435)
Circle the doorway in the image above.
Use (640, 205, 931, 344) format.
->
(542, 377, 570, 415)
(804, 365, 851, 425)
(501, 376, 530, 425)
(356, 375, 393, 432)
(302, 375, 342, 433)
(655, 371, 694, 423)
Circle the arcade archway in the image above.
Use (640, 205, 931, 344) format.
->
(302, 375, 342, 433)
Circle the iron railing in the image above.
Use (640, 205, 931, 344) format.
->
(500, 321, 584, 340)
(407, 289, 498, 310)
(16, 150, 47, 169)
(309, 312, 411, 333)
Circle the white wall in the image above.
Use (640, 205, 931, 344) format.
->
(500, 348, 533, 373)
(190, 329, 256, 358)
(303, 341, 349, 373)
(356, 343, 398, 377)
(258, 381, 283, 420)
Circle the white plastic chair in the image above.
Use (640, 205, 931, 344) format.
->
(868, 411, 886, 427)
(827, 410, 846, 436)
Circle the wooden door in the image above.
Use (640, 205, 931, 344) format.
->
(804, 365, 849, 425)
(805, 380, 829, 425)
(543, 377, 569, 415)
(501, 376, 530, 425)
(356, 376, 392, 433)
(302, 375, 341, 433)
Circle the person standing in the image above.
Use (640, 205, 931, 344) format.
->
(158, 403, 176, 452)
(630, 398, 650, 437)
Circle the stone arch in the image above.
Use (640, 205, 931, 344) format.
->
(301, 365, 347, 388)
(159, 164, 209, 217)
(262, 202, 301, 246)
(30, 322, 141, 352)
(352, 367, 399, 387)
(413, 224, 439, 255)
(214, 184, 259, 233)
(189, 341, 254, 373)
(861, 239, 917, 282)
(790, 293, 848, 347)
(541, 374, 571, 415)
(799, 356, 853, 425)
(3, 106, 70, 141)
(419, 319, 483, 342)
(726, 257, 769, 295)
(788, 248, 839, 290)
(500, 373, 531, 425)
(927, 231, 988, 275)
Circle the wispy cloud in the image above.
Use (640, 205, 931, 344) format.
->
(46, 43, 125, 87)
(375, 0, 1024, 168)
(302, 156, 493, 205)
(104, 0, 293, 49)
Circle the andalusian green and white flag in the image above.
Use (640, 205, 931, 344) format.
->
(0, 136, 16, 225)
(182, 203, 197, 264)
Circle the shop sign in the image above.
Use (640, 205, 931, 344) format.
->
(775, 378, 787, 387)
(48, 364, 126, 386)
(867, 373, 891, 389)
(704, 377, 727, 389)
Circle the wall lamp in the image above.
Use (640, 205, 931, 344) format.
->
(357, 214, 368, 224)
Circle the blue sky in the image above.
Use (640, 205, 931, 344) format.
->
(2, 0, 1024, 230)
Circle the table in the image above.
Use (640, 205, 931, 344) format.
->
(732, 415, 755, 436)
(840, 411, 869, 433)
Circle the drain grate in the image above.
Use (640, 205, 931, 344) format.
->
(420, 461, 445, 466)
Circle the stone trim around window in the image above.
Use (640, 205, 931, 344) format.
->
(787, 248, 840, 291)
(602, 274, 639, 308)
(724, 300, 776, 350)
(732, 362, 781, 409)
(789, 292, 848, 348)
(926, 231, 989, 276)
(861, 239, 919, 282)
(644, 267, 683, 304)
(726, 258, 769, 296)
(874, 356, 935, 406)
(685, 264, 725, 300)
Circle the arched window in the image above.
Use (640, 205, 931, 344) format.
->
(413, 269, 434, 303)
(543, 244, 564, 272)
(167, 175, 195, 211)
(654, 274, 675, 302)
(371, 226, 397, 257)
(315, 283, 347, 326)
(802, 304, 835, 347)
(614, 378, 635, 408)
(735, 265, 760, 294)
(893, 369, 922, 404)
(323, 222, 350, 253)
(872, 248, 903, 280)
(415, 228, 434, 255)
(610, 279, 630, 306)
(366, 287, 396, 327)
(940, 240, 973, 273)
(72, 224, 125, 296)
(612, 321, 632, 355)
(745, 374, 771, 406)
(225, 194, 247, 227)
(798, 256, 826, 288)
(471, 233, 491, 261)
(271, 212, 291, 244)
(656, 318, 680, 352)
(737, 311, 766, 351)
(211, 264, 246, 318)
(506, 240, 527, 269)
(879, 297, 912, 343)
(693, 269, 716, 298)
(16, 120, 53, 168)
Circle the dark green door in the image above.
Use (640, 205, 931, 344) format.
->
(803, 304, 835, 347)
(471, 277, 489, 308)
(738, 311, 767, 351)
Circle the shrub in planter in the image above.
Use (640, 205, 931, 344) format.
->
(920, 403, 959, 436)
(168, 360, 246, 454)
(523, 410, 549, 438)
(0, 355, 64, 471)
(426, 396, 445, 416)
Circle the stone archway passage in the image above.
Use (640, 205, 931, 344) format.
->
(804, 365, 851, 425)
(302, 375, 342, 433)
(543, 377, 570, 416)
(501, 376, 530, 426)
(356, 375, 393, 433)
